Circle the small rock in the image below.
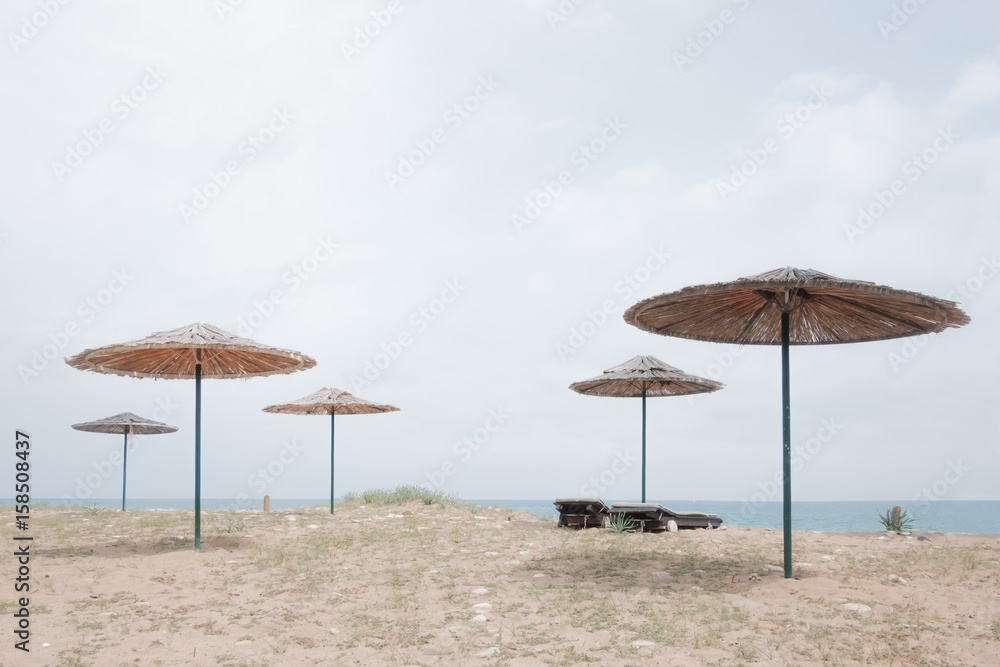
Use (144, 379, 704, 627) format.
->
(667, 520, 678, 532)
(827, 562, 843, 571)
(712, 539, 722, 544)
(328, 628, 339, 634)
(887, 574, 907, 584)
(630, 640, 655, 648)
(821, 555, 834, 561)
(484, 551, 500, 556)
(843, 603, 872, 614)
(402, 510, 413, 516)
(472, 602, 493, 610)
(532, 573, 546, 578)
(477, 646, 500, 658)
(690, 585, 703, 591)
(472, 587, 489, 595)
(918, 535, 931, 541)
(307, 524, 318, 529)
(765, 565, 784, 572)
(287, 516, 297, 521)
(795, 562, 813, 568)
(42, 643, 50, 648)
(471, 614, 489, 623)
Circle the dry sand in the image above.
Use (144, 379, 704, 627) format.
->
(4, 502, 999, 666)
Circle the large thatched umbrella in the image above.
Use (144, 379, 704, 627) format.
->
(569, 355, 723, 502)
(71, 412, 178, 512)
(624, 267, 970, 577)
(262, 388, 400, 514)
(65, 323, 316, 549)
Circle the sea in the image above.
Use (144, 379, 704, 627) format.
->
(21, 498, 1000, 534)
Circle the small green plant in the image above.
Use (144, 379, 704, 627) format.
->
(878, 505, 914, 532)
(219, 513, 245, 533)
(84, 504, 107, 516)
(990, 620, 999, 641)
(606, 514, 636, 534)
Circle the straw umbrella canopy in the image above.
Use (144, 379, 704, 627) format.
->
(624, 267, 970, 577)
(71, 412, 178, 512)
(65, 323, 316, 549)
(569, 355, 723, 503)
(262, 388, 400, 514)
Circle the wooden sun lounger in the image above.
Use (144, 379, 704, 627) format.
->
(608, 502, 723, 532)
(553, 498, 610, 528)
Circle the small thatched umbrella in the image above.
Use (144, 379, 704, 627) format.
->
(624, 267, 970, 577)
(66, 323, 316, 549)
(570, 355, 723, 502)
(262, 388, 400, 514)
(71, 412, 178, 511)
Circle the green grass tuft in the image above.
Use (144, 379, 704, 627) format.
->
(342, 485, 458, 507)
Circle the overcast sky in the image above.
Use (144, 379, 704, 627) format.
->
(3, 1, 998, 507)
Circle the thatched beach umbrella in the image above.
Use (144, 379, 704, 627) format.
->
(570, 355, 723, 502)
(262, 388, 400, 514)
(624, 267, 970, 577)
(71, 412, 178, 511)
(66, 323, 316, 549)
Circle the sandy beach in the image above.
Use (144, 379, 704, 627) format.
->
(6, 498, 999, 666)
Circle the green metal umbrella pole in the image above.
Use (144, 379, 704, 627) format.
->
(330, 410, 337, 514)
(195, 358, 202, 550)
(625, 267, 970, 579)
(570, 356, 723, 503)
(121, 427, 129, 512)
(71, 412, 178, 512)
(263, 388, 400, 515)
(781, 312, 792, 578)
(641, 388, 647, 503)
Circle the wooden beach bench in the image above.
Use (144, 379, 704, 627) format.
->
(608, 502, 723, 532)
(553, 498, 610, 528)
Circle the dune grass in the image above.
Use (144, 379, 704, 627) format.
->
(341, 484, 459, 507)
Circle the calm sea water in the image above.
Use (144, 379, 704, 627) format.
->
(23, 498, 1000, 534)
